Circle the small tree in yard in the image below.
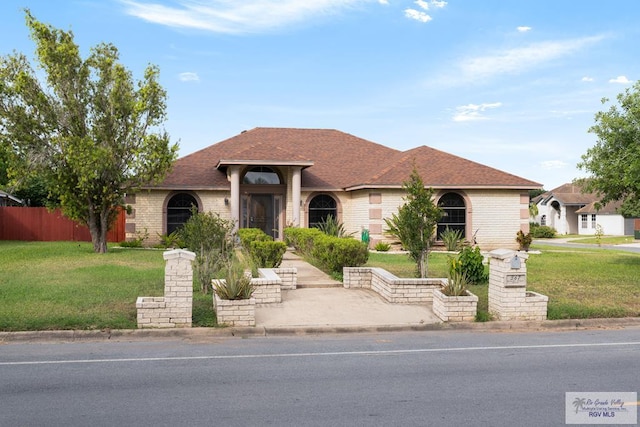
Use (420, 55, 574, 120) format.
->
(385, 166, 443, 278)
(178, 210, 235, 294)
(0, 11, 178, 253)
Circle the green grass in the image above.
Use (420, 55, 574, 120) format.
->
(366, 251, 491, 321)
(366, 247, 640, 321)
(2, 241, 639, 330)
(566, 235, 638, 245)
(0, 241, 217, 331)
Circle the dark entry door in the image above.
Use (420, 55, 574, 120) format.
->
(242, 194, 282, 239)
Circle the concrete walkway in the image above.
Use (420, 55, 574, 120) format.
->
(255, 251, 440, 328)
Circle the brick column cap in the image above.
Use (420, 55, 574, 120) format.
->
(488, 248, 529, 262)
(163, 249, 196, 261)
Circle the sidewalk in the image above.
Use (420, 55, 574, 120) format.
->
(257, 251, 439, 328)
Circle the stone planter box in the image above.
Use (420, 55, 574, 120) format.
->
(432, 288, 478, 322)
(213, 293, 256, 327)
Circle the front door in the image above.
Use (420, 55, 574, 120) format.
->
(242, 194, 282, 239)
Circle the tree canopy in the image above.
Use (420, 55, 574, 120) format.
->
(0, 10, 178, 252)
(578, 81, 640, 217)
(385, 166, 442, 278)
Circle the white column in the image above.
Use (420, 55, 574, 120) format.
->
(292, 167, 302, 227)
(229, 166, 240, 231)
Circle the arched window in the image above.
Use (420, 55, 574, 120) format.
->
(437, 192, 466, 239)
(243, 166, 281, 185)
(166, 193, 198, 235)
(540, 215, 547, 226)
(308, 194, 337, 228)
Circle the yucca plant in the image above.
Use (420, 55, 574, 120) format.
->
(316, 215, 354, 238)
(440, 227, 464, 251)
(213, 252, 255, 300)
(442, 256, 470, 296)
(443, 269, 470, 296)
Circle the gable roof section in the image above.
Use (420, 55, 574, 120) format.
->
(540, 183, 596, 206)
(150, 127, 541, 191)
(347, 145, 541, 190)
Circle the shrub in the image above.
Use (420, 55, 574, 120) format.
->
(238, 228, 272, 248)
(374, 241, 391, 252)
(312, 235, 369, 272)
(316, 216, 354, 237)
(440, 227, 464, 251)
(531, 225, 556, 238)
(249, 240, 287, 268)
(284, 227, 324, 255)
(213, 254, 255, 300)
(458, 246, 488, 285)
(516, 230, 533, 250)
(156, 231, 184, 248)
(449, 246, 487, 285)
(178, 210, 234, 294)
(443, 260, 470, 296)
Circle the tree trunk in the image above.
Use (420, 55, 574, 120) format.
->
(418, 249, 429, 278)
(87, 203, 109, 253)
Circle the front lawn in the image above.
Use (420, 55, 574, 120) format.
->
(366, 246, 640, 320)
(0, 241, 215, 331)
(1, 241, 639, 331)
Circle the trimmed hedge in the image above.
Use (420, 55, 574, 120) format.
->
(250, 240, 287, 268)
(531, 225, 556, 238)
(238, 228, 273, 247)
(285, 227, 369, 272)
(284, 227, 324, 256)
(237, 228, 286, 268)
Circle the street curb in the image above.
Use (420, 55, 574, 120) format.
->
(2, 317, 640, 344)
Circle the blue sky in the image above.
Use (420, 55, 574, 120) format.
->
(1, 0, 639, 190)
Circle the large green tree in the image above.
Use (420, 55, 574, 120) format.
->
(0, 11, 178, 252)
(578, 81, 640, 217)
(385, 166, 443, 278)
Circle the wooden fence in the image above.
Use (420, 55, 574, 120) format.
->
(0, 207, 125, 242)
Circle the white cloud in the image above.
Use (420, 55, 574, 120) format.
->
(517, 26, 532, 32)
(415, 0, 430, 10)
(378, 0, 389, 4)
(404, 8, 432, 22)
(431, 0, 447, 8)
(540, 160, 568, 169)
(609, 75, 632, 84)
(581, 76, 594, 82)
(453, 102, 502, 122)
(120, 0, 374, 34)
(179, 72, 200, 82)
(460, 35, 605, 80)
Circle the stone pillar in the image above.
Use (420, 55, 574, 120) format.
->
(292, 166, 302, 227)
(162, 249, 195, 327)
(137, 249, 196, 328)
(488, 249, 547, 321)
(488, 249, 528, 320)
(229, 165, 241, 232)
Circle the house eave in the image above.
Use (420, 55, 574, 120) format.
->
(344, 184, 542, 192)
(216, 159, 314, 169)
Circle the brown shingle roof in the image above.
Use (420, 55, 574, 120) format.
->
(150, 127, 541, 190)
(543, 183, 596, 205)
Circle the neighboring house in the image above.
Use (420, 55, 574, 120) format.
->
(128, 127, 541, 250)
(0, 190, 24, 207)
(533, 183, 637, 235)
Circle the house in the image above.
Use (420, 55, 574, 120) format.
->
(0, 190, 24, 207)
(533, 183, 637, 235)
(127, 127, 541, 249)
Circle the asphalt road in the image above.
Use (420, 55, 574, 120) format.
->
(1, 328, 639, 427)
